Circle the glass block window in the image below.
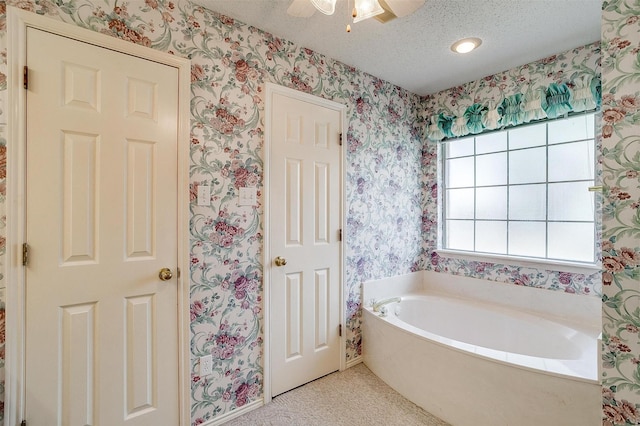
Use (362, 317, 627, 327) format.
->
(441, 113, 596, 264)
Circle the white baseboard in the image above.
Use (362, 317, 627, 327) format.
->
(346, 356, 363, 369)
(202, 399, 264, 426)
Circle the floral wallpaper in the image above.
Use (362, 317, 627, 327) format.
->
(601, 1, 640, 424)
(421, 42, 603, 297)
(0, 0, 621, 424)
(0, 0, 423, 423)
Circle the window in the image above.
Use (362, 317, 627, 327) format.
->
(441, 113, 596, 264)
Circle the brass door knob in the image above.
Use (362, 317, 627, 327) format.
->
(274, 256, 287, 267)
(159, 268, 173, 281)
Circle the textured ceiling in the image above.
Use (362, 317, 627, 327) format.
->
(195, 0, 602, 96)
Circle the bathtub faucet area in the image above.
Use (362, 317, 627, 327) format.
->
(372, 297, 402, 315)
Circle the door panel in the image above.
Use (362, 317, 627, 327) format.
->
(270, 90, 342, 397)
(25, 27, 179, 425)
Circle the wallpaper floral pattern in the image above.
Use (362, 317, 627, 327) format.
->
(0, 0, 423, 422)
(0, 0, 620, 424)
(601, 1, 640, 424)
(421, 42, 603, 297)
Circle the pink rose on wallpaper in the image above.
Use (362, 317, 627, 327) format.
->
(191, 64, 206, 82)
(189, 184, 198, 203)
(620, 400, 640, 423)
(421, 216, 435, 233)
(0, 145, 6, 180)
(620, 247, 640, 266)
(603, 256, 626, 273)
(621, 95, 640, 112)
(513, 275, 531, 286)
(212, 107, 245, 134)
(235, 383, 249, 406)
(12, 1, 35, 12)
(234, 59, 249, 82)
(355, 97, 368, 115)
(290, 75, 312, 93)
(558, 272, 572, 285)
(212, 220, 245, 248)
(603, 107, 627, 124)
(267, 38, 284, 55)
(233, 167, 258, 189)
(0, 307, 5, 345)
(387, 105, 400, 124)
(190, 300, 205, 321)
(234, 275, 249, 299)
(233, 381, 259, 407)
(604, 403, 626, 425)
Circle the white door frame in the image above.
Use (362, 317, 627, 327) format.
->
(5, 8, 192, 426)
(263, 82, 347, 404)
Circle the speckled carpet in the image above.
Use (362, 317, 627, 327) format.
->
(225, 363, 450, 425)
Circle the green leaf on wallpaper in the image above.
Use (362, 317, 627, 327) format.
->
(604, 294, 622, 309)
(633, 368, 640, 387)
(602, 352, 616, 369)
(606, 145, 623, 159)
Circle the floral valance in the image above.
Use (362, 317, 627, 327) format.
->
(427, 75, 601, 141)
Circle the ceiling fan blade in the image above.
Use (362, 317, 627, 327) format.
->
(385, 0, 425, 18)
(382, 0, 425, 18)
(287, 0, 317, 17)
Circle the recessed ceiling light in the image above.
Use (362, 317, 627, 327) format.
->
(451, 37, 482, 54)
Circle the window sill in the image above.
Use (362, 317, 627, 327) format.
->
(436, 249, 601, 275)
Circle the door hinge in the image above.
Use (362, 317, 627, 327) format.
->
(339, 324, 342, 337)
(339, 133, 343, 146)
(23, 65, 28, 90)
(339, 229, 342, 242)
(21, 420, 27, 426)
(22, 243, 29, 266)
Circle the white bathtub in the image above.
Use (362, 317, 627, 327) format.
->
(362, 271, 601, 426)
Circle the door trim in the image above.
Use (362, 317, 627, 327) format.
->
(263, 82, 347, 404)
(5, 8, 192, 426)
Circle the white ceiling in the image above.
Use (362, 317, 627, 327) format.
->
(195, 0, 602, 96)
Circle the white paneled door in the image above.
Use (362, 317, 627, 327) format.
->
(24, 27, 179, 425)
(269, 88, 342, 397)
